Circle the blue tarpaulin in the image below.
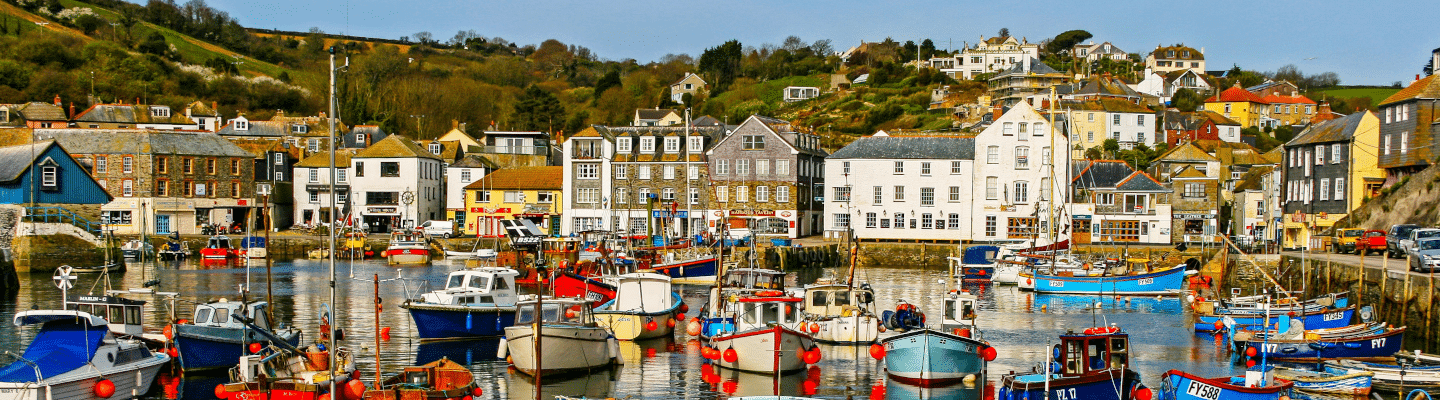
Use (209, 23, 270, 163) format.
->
(240, 236, 266, 249)
(0, 321, 107, 382)
(962, 246, 1000, 265)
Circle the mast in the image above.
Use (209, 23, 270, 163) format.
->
(326, 45, 340, 399)
(685, 109, 693, 240)
(1047, 86, 1058, 253)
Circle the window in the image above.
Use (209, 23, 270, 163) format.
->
(833, 213, 850, 228)
(944, 186, 961, 203)
(638, 166, 651, 180)
(182, 181, 192, 197)
(615, 188, 627, 203)
(776, 160, 789, 175)
(1335, 178, 1345, 200)
(893, 186, 905, 202)
(537, 192, 555, 203)
(843, 161, 851, 175)
(715, 186, 727, 202)
(1013, 181, 1029, 203)
(1088, 131, 1094, 142)
(777, 186, 789, 202)
(894, 213, 905, 229)
(1042, 147, 1052, 165)
(1183, 183, 1204, 198)
(1096, 193, 1115, 205)
(921, 213, 933, 229)
(614, 165, 628, 179)
(1400, 132, 1409, 154)
(1315, 146, 1324, 165)
(736, 159, 750, 175)
(1113, 114, 1121, 125)
(1320, 179, 1330, 201)
(1224, 104, 1231, 114)
(1384, 135, 1391, 155)
(119, 179, 132, 197)
(834, 186, 851, 202)
(101, 211, 132, 225)
(1008, 217, 1037, 238)
(1040, 178, 1051, 201)
(309, 169, 319, 183)
(1002, 122, 1014, 135)
(716, 160, 729, 175)
(664, 137, 680, 153)
(380, 162, 399, 177)
(866, 213, 877, 228)
(617, 137, 632, 152)
(742, 135, 765, 150)
(1137, 115, 1145, 126)
(231, 182, 241, 198)
(155, 180, 167, 196)
(687, 136, 702, 152)
(1137, 132, 1145, 144)
(428, 142, 442, 155)
(1087, 113, 1095, 122)
(893, 161, 904, 174)
(688, 165, 699, 180)
(756, 186, 769, 202)
(921, 162, 931, 175)
(122, 157, 133, 174)
(354, 162, 364, 177)
(230, 159, 241, 175)
(950, 161, 963, 174)
(920, 187, 935, 206)
(1018, 122, 1029, 136)
(1015, 147, 1030, 169)
(1332, 144, 1342, 163)
(987, 146, 999, 164)
(986, 177, 998, 200)
(579, 164, 599, 179)
(689, 188, 700, 204)
(157, 157, 168, 173)
(735, 186, 748, 202)
(872, 186, 883, 204)
(755, 160, 768, 176)
(662, 188, 676, 201)
(985, 216, 997, 237)
(1034, 123, 1044, 136)
(307, 139, 319, 153)
(640, 137, 655, 152)
(234, 120, 249, 130)
(879, 215, 890, 229)
(195, 182, 207, 197)
(503, 191, 525, 203)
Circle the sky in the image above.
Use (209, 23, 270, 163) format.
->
(209, 0, 1440, 86)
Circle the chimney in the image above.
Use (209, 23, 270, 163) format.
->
(276, 110, 285, 117)
(69, 103, 74, 120)
(992, 102, 1004, 121)
(135, 97, 140, 105)
(53, 95, 61, 107)
(212, 102, 218, 113)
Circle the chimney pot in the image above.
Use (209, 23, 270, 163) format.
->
(53, 95, 61, 107)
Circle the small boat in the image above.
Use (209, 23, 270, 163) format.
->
(171, 299, 302, 371)
(1197, 291, 1349, 316)
(1326, 360, 1440, 391)
(553, 271, 618, 308)
(649, 248, 720, 284)
(1232, 321, 1389, 343)
(339, 230, 373, 259)
(1272, 365, 1373, 395)
(0, 310, 170, 400)
(69, 262, 124, 274)
(221, 342, 357, 400)
(238, 236, 267, 259)
(1031, 264, 1190, 295)
(877, 328, 991, 386)
(799, 281, 878, 345)
(592, 271, 683, 341)
(384, 228, 431, 265)
(361, 358, 480, 400)
(500, 297, 623, 376)
(401, 267, 520, 339)
(157, 239, 188, 260)
(949, 245, 1004, 283)
(1159, 368, 1295, 400)
(198, 235, 240, 259)
(1198, 306, 1356, 332)
(998, 326, 1148, 400)
(703, 292, 819, 374)
(121, 239, 153, 259)
(699, 268, 789, 338)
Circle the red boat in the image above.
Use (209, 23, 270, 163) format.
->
(553, 272, 617, 307)
(198, 235, 240, 259)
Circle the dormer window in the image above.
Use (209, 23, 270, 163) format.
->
(1183, 51, 1190, 58)
(234, 120, 249, 131)
(151, 107, 170, 118)
(39, 159, 58, 190)
(291, 124, 308, 134)
(355, 134, 366, 145)
(429, 142, 442, 155)
(1167, 50, 1175, 58)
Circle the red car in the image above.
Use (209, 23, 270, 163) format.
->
(1354, 230, 1387, 255)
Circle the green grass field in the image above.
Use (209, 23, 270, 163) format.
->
(1314, 87, 1400, 104)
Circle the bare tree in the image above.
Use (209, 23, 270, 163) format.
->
(413, 31, 434, 45)
(781, 35, 807, 52)
(998, 27, 1010, 38)
(810, 39, 833, 56)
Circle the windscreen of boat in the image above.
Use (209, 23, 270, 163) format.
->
(469, 276, 490, 291)
(514, 303, 580, 324)
(0, 320, 108, 382)
(944, 299, 957, 321)
(195, 307, 213, 324)
(447, 274, 465, 289)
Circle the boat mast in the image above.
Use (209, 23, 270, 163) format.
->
(326, 45, 342, 399)
(685, 109, 693, 242)
(1047, 86, 1058, 255)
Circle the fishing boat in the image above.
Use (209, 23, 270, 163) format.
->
(949, 245, 1007, 283)
(238, 236, 267, 259)
(1326, 360, 1440, 391)
(69, 262, 124, 274)
(553, 271, 618, 307)
(198, 235, 240, 259)
(170, 299, 302, 371)
(401, 267, 520, 339)
(649, 246, 720, 284)
(997, 326, 1148, 400)
(120, 239, 153, 259)
(798, 280, 878, 345)
(361, 358, 480, 400)
(1031, 263, 1190, 295)
(1232, 321, 1389, 343)
(699, 268, 789, 338)
(157, 239, 187, 260)
(872, 292, 992, 386)
(444, 248, 496, 259)
(1198, 306, 1356, 332)
(703, 292, 819, 374)
(592, 271, 684, 341)
(1272, 365, 1373, 395)
(338, 230, 373, 259)
(1159, 368, 1295, 400)
(1237, 327, 1405, 362)
(220, 342, 357, 400)
(1197, 291, 1349, 316)
(0, 310, 170, 400)
(500, 297, 623, 376)
(384, 228, 432, 265)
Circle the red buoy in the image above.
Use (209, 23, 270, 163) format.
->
(214, 384, 229, 399)
(646, 320, 659, 331)
(804, 347, 822, 364)
(981, 346, 998, 362)
(94, 379, 116, 398)
(666, 318, 677, 328)
(723, 348, 738, 363)
(343, 379, 366, 400)
(686, 320, 702, 336)
(248, 343, 263, 353)
(1212, 320, 1224, 331)
(471, 387, 483, 397)
(1134, 386, 1153, 400)
(869, 343, 886, 359)
(1245, 347, 1258, 357)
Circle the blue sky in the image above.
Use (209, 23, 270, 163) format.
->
(213, 0, 1439, 85)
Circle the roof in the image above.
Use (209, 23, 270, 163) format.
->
(1171, 165, 1210, 179)
(995, 57, 1061, 76)
(36, 129, 254, 157)
(827, 136, 976, 160)
(1061, 98, 1152, 114)
(1070, 160, 1136, 188)
(1198, 110, 1241, 126)
(185, 101, 218, 117)
(0, 140, 56, 182)
(16, 102, 67, 121)
(1379, 75, 1440, 106)
(1071, 76, 1145, 99)
(1261, 93, 1316, 105)
(465, 166, 561, 190)
(691, 116, 724, 127)
(295, 149, 357, 168)
(635, 108, 680, 120)
(1153, 141, 1220, 163)
(1205, 85, 1267, 104)
(217, 120, 307, 137)
(73, 104, 196, 125)
(1115, 171, 1167, 192)
(1232, 165, 1274, 192)
(353, 134, 441, 160)
(1151, 45, 1204, 60)
(670, 72, 706, 86)
(227, 137, 287, 158)
(1287, 111, 1370, 146)
(449, 154, 497, 169)
(1163, 70, 1216, 86)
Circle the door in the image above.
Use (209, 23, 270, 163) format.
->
(1073, 219, 1091, 244)
(155, 215, 171, 235)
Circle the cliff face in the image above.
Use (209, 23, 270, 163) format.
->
(1336, 164, 1440, 231)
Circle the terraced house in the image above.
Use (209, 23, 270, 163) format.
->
(1280, 111, 1383, 249)
(822, 134, 975, 242)
(72, 103, 202, 130)
(606, 124, 725, 237)
(708, 116, 827, 239)
(1060, 98, 1155, 151)
(1069, 160, 1172, 245)
(1376, 74, 1440, 182)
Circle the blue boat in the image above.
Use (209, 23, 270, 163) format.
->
(1031, 265, 1189, 295)
(650, 255, 719, 284)
(879, 329, 989, 386)
(0, 310, 171, 399)
(1196, 306, 1355, 332)
(1160, 368, 1294, 400)
(402, 267, 521, 339)
(1273, 365, 1374, 396)
(997, 326, 1147, 400)
(948, 245, 1000, 283)
(172, 300, 301, 371)
(1237, 327, 1405, 362)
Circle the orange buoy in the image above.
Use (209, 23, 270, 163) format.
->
(94, 379, 115, 398)
(723, 348, 738, 363)
(869, 343, 886, 359)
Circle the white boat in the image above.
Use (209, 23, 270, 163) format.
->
(238, 236, 267, 259)
(500, 297, 622, 376)
(0, 310, 170, 400)
(385, 228, 432, 265)
(444, 248, 497, 259)
(120, 240, 153, 259)
(592, 271, 684, 341)
(799, 281, 879, 345)
(705, 292, 818, 374)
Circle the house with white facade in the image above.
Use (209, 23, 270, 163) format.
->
(969, 101, 1070, 246)
(292, 149, 357, 227)
(1132, 68, 1214, 105)
(929, 35, 1041, 80)
(444, 154, 493, 227)
(1073, 42, 1128, 63)
(783, 86, 821, 102)
(559, 126, 615, 235)
(822, 134, 975, 242)
(1069, 160, 1173, 245)
(349, 135, 444, 232)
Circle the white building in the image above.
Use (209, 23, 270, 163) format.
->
(823, 134, 976, 241)
(445, 154, 492, 227)
(1069, 160, 1173, 245)
(783, 86, 821, 102)
(559, 127, 615, 235)
(928, 36, 1041, 80)
(292, 149, 356, 227)
(969, 101, 1070, 246)
(349, 135, 444, 232)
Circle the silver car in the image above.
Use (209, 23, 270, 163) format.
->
(1401, 228, 1440, 257)
(1409, 238, 1440, 272)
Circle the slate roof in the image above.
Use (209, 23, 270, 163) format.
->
(227, 137, 287, 158)
(295, 149, 358, 168)
(0, 140, 56, 182)
(1379, 75, 1440, 106)
(344, 126, 389, 148)
(1232, 165, 1274, 192)
(36, 129, 254, 157)
(465, 166, 562, 190)
(827, 136, 975, 160)
(17, 102, 67, 121)
(995, 57, 1061, 76)
(1206, 85, 1268, 104)
(1151, 45, 1204, 60)
(73, 104, 196, 125)
(1164, 70, 1216, 86)
(184, 101, 218, 117)
(1171, 165, 1210, 179)
(1163, 111, 1203, 131)
(1115, 171, 1168, 192)
(635, 109, 680, 120)
(601, 125, 726, 161)
(449, 154, 497, 169)
(691, 116, 724, 127)
(1061, 98, 1153, 114)
(353, 134, 441, 160)
(1071, 160, 1136, 188)
(1287, 111, 1369, 146)
(1199, 110, 1241, 126)
(217, 120, 298, 137)
(1071, 76, 1145, 99)
(1153, 141, 1220, 163)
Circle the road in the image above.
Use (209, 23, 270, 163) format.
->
(1280, 250, 1439, 278)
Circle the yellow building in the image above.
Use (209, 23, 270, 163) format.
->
(1203, 84, 1268, 128)
(462, 166, 562, 237)
(1261, 93, 1318, 127)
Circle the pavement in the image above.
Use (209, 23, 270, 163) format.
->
(1279, 250, 1440, 278)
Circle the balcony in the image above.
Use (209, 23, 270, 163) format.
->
(481, 145, 549, 156)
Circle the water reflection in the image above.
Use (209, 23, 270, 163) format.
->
(415, 338, 502, 366)
(883, 378, 987, 400)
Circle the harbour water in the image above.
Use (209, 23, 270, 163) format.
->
(0, 257, 1289, 399)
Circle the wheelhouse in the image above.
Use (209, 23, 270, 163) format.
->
(734, 296, 804, 330)
(944, 291, 978, 323)
(67, 295, 145, 336)
(429, 267, 519, 306)
(192, 300, 273, 331)
(515, 298, 594, 326)
(1056, 328, 1131, 375)
(803, 284, 874, 318)
(207, 236, 233, 249)
(720, 268, 787, 290)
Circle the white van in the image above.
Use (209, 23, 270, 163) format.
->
(419, 220, 455, 238)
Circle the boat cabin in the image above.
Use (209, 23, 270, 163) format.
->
(943, 291, 979, 323)
(67, 295, 145, 337)
(240, 236, 266, 250)
(733, 295, 805, 332)
(207, 236, 233, 250)
(802, 283, 874, 318)
(542, 237, 582, 266)
(421, 267, 519, 307)
(515, 298, 595, 326)
(720, 268, 786, 290)
(610, 272, 674, 313)
(391, 229, 427, 244)
(192, 300, 275, 331)
(1055, 327, 1131, 375)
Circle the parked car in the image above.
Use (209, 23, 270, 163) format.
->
(1354, 230, 1388, 255)
(1332, 228, 1365, 254)
(1408, 238, 1440, 272)
(1387, 224, 1421, 258)
(419, 220, 455, 238)
(1400, 228, 1440, 259)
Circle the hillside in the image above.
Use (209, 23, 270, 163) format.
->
(1334, 164, 1440, 231)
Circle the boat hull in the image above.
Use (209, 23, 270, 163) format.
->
(502, 325, 620, 377)
(0, 355, 168, 400)
(1032, 266, 1187, 295)
(403, 303, 517, 339)
(882, 329, 986, 386)
(1273, 368, 1372, 395)
(1195, 307, 1354, 332)
(651, 257, 718, 284)
(708, 326, 814, 374)
(1238, 328, 1405, 361)
(1159, 370, 1293, 400)
(812, 313, 880, 345)
(172, 326, 301, 371)
(385, 248, 431, 265)
(1000, 368, 1143, 400)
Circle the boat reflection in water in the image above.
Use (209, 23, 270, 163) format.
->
(701, 364, 819, 397)
(884, 377, 988, 400)
(172, 373, 229, 400)
(1030, 293, 1184, 314)
(504, 366, 617, 400)
(415, 338, 502, 366)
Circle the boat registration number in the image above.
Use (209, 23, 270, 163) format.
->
(1323, 312, 1343, 321)
(1049, 281, 1063, 287)
(1137, 278, 1154, 286)
(1184, 381, 1221, 400)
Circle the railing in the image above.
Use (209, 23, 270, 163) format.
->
(25, 206, 102, 235)
(480, 145, 548, 155)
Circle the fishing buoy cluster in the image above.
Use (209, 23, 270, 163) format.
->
(795, 346, 822, 364)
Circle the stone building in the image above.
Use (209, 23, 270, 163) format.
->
(707, 116, 827, 239)
(604, 125, 725, 237)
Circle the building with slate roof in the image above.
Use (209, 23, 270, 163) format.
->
(344, 125, 387, 149)
(35, 129, 258, 235)
(1231, 165, 1280, 246)
(0, 102, 70, 128)
(582, 123, 726, 237)
(1145, 45, 1205, 74)
(183, 101, 222, 132)
(72, 103, 200, 130)
(0, 140, 111, 206)
(928, 35, 1041, 80)
(708, 116, 827, 239)
(1279, 111, 1382, 250)
(1132, 68, 1215, 105)
(291, 149, 358, 227)
(1163, 111, 1242, 147)
(444, 154, 495, 229)
(1069, 160, 1172, 244)
(1168, 165, 1220, 244)
(971, 101, 1069, 246)
(1073, 42, 1128, 63)
(349, 134, 444, 232)
(1376, 74, 1440, 182)
(824, 134, 975, 241)
(463, 166, 562, 236)
(988, 57, 1070, 106)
